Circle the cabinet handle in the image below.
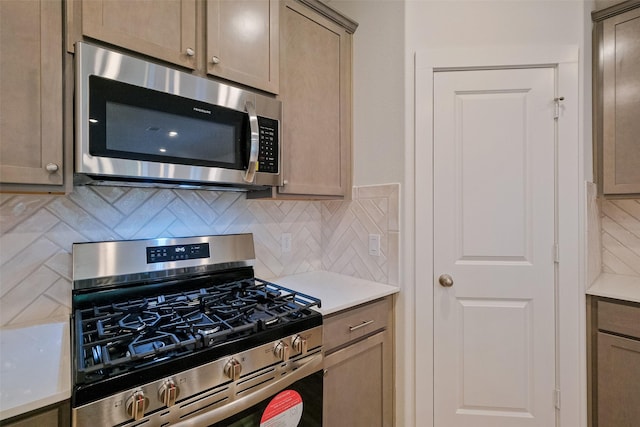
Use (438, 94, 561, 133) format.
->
(211, 56, 221, 65)
(186, 48, 195, 57)
(45, 163, 59, 173)
(349, 320, 374, 332)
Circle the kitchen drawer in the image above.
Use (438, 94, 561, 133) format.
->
(597, 300, 640, 339)
(324, 297, 391, 353)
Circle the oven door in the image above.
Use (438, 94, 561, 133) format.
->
(212, 370, 323, 427)
(174, 353, 323, 427)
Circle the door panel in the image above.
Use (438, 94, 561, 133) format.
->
(456, 91, 530, 261)
(457, 299, 532, 413)
(433, 68, 556, 427)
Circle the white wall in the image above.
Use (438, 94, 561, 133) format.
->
(329, 0, 594, 426)
(406, 0, 594, 181)
(330, 0, 406, 186)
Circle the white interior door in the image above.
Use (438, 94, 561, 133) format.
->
(433, 67, 557, 427)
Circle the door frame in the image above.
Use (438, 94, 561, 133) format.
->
(412, 45, 585, 427)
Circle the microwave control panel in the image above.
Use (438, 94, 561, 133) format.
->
(257, 117, 279, 173)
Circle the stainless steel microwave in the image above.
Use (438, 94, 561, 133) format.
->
(74, 42, 282, 190)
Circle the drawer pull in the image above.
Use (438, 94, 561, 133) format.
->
(349, 320, 375, 332)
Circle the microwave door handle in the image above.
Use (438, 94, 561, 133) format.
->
(243, 101, 259, 183)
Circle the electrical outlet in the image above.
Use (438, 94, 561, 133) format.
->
(368, 234, 380, 256)
(281, 233, 292, 253)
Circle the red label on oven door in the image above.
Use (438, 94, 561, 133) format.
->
(260, 389, 303, 427)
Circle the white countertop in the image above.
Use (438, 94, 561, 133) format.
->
(0, 319, 71, 421)
(274, 271, 399, 315)
(587, 273, 640, 304)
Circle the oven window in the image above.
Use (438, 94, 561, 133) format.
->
(211, 370, 323, 427)
(88, 75, 248, 170)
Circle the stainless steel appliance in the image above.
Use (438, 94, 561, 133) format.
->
(74, 42, 282, 191)
(71, 234, 322, 426)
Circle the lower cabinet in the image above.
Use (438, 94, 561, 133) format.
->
(1, 400, 69, 427)
(323, 297, 393, 427)
(588, 297, 640, 427)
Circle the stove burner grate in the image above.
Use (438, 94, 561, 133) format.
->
(74, 277, 321, 384)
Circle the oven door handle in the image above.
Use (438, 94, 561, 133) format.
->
(173, 352, 323, 427)
(243, 101, 259, 183)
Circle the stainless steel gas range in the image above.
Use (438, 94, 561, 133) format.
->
(71, 234, 323, 426)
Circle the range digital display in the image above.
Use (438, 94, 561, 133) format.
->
(146, 243, 210, 264)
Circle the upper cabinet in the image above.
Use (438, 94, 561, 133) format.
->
(593, 1, 640, 195)
(0, 0, 64, 187)
(77, 0, 197, 70)
(68, 0, 278, 93)
(272, 0, 356, 199)
(206, 0, 279, 93)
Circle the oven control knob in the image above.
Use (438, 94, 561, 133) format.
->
(158, 379, 179, 407)
(292, 335, 308, 354)
(225, 358, 242, 381)
(274, 341, 290, 361)
(126, 390, 148, 421)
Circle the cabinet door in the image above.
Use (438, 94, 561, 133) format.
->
(601, 6, 640, 194)
(2, 400, 69, 427)
(323, 332, 393, 427)
(278, 1, 351, 198)
(596, 332, 640, 427)
(206, 0, 279, 94)
(0, 0, 63, 185)
(80, 0, 196, 70)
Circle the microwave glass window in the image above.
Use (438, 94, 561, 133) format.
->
(88, 75, 247, 170)
(106, 102, 237, 164)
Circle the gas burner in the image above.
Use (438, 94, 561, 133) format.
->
(128, 332, 180, 357)
(118, 311, 162, 332)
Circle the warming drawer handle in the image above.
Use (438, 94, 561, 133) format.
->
(243, 101, 259, 183)
(349, 319, 375, 332)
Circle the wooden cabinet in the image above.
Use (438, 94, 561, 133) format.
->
(206, 0, 279, 93)
(275, 0, 356, 198)
(588, 297, 640, 427)
(74, 0, 197, 70)
(0, 0, 64, 186)
(1, 400, 69, 427)
(593, 2, 640, 195)
(323, 297, 394, 427)
(68, 0, 278, 93)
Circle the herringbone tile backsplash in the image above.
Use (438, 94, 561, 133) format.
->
(0, 184, 399, 327)
(601, 198, 640, 277)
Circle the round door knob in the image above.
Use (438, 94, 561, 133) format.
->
(211, 56, 221, 64)
(185, 48, 195, 57)
(438, 274, 454, 287)
(45, 163, 59, 173)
